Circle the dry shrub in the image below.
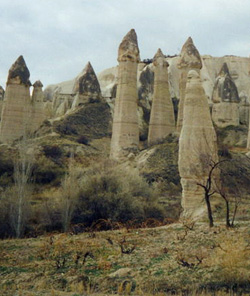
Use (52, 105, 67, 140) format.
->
(212, 235, 250, 284)
(73, 161, 165, 226)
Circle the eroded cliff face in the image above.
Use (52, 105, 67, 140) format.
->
(43, 52, 250, 145)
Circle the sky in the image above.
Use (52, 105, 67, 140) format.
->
(0, 0, 250, 88)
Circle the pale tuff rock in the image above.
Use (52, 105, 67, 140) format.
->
(0, 86, 5, 121)
(176, 37, 202, 133)
(239, 91, 249, 126)
(178, 70, 218, 218)
(110, 29, 140, 160)
(212, 63, 240, 127)
(30, 81, 46, 132)
(72, 62, 102, 109)
(0, 56, 31, 143)
(148, 49, 175, 145)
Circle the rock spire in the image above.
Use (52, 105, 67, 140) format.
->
(178, 70, 218, 218)
(72, 62, 102, 108)
(30, 80, 46, 132)
(176, 37, 202, 133)
(110, 29, 140, 160)
(212, 63, 240, 127)
(148, 49, 175, 145)
(0, 56, 31, 143)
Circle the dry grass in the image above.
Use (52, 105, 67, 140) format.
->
(0, 222, 249, 295)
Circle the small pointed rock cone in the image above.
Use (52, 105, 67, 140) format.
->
(0, 56, 31, 143)
(212, 63, 240, 127)
(178, 70, 219, 218)
(148, 49, 175, 145)
(176, 37, 202, 133)
(72, 62, 102, 109)
(110, 29, 140, 160)
(30, 80, 46, 132)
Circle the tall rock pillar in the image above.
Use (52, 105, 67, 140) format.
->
(176, 37, 202, 133)
(0, 56, 31, 143)
(178, 70, 218, 218)
(110, 29, 140, 160)
(212, 63, 240, 127)
(31, 80, 46, 132)
(148, 49, 175, 145)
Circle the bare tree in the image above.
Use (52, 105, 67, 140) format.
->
(196, 158, 226, 227)
(60, 152, 81, 232)
(10, 136, 35, 238)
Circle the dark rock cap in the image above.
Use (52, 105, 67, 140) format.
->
(7, 55, 31, 86)
(33, 80, 43, 88)
(118, 29, 140, 62)
(178, 37, 202, 69)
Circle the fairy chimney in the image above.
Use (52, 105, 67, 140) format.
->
(31, 80, 46, 132)
(110, 29, 140, 160)
(0, 56, 31, 143)
(212, 63, 240, 127)
(148, 49, 175, 145)
(178, 70, 218, 218)
(176, 37, 202, 133)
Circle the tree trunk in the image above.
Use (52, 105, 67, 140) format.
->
(205, 194, 214, 227)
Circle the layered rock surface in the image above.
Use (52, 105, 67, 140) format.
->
(110, 29, 140, 160)
(0, 56, 31, 143)
(148, 49, 175, 145)
(178, 70, 218, 218)
(212, 63, 240, 127)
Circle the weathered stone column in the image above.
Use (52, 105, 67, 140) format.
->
(0, 56, 31, 143)
(178, 70, 218, 218)
(31, 80, 46, 132)
(148, 49, 175, 145)
(72, 62, 102, 109)
(176, 37, 202, 133)
(212, 63, 240, 127)
(110, 29, 140, 160)
(0, 86, 5, 122)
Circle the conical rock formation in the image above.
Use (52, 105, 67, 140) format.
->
(110, 29, 140, 160)
(178, 70, 218, 218)
(212, 63, 240, 127)
(72, 62, 102, 108)
(177, 37, 202, 133)
(31, 80, 46, 132)
(148, 49, 175, 145)
(0, 56, 31, 143)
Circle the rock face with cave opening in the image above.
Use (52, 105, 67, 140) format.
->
(148, 48, 175, 145)
(0, 56, 31, 143)
(110, 29, 140, 160)
(178, 70, 219, 218)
